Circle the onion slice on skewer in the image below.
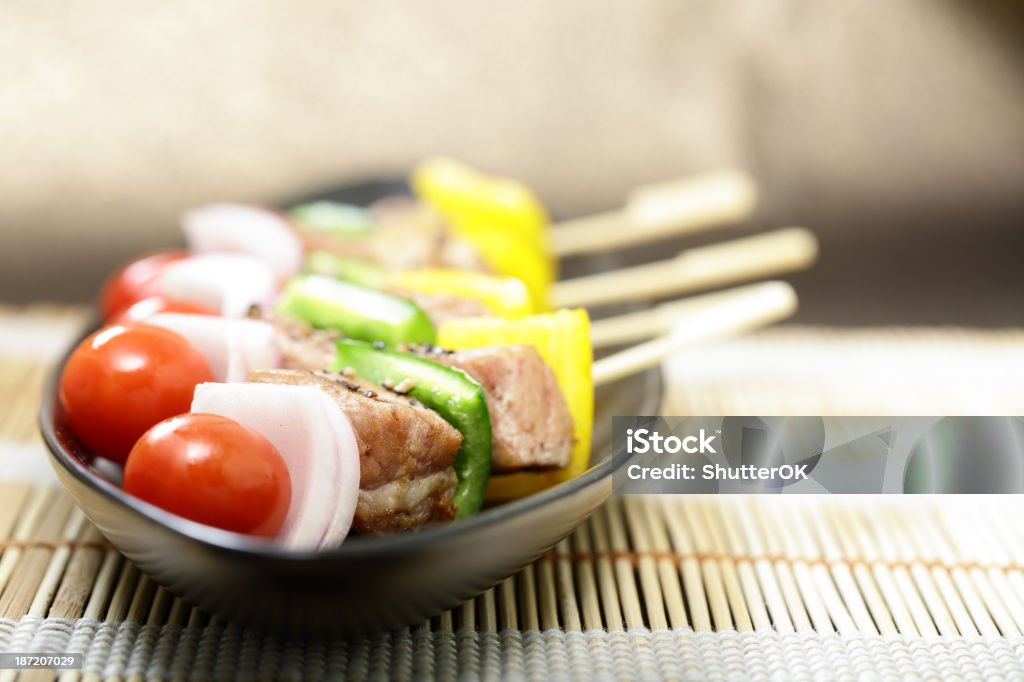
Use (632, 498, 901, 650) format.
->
(146, 313, 280, 382)
(183, 204, 303, 279)
(191, 382, 361, 549)
(159, 253, 277, 317)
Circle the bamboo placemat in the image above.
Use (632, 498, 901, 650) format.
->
(2, 305, 1024, 680)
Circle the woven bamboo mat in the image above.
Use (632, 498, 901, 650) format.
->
(2, 305, 1024, 680)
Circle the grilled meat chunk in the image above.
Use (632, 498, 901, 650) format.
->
(420, 345, 574, 472)
(294, 197, 488, 273)
(249, 369, 461, 535)
(390, 289, 491, 325)
(256, 311, 339, 371)
(261, 294, 487, 369)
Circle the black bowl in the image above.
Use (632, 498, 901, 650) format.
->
(40, 180, 662, 636)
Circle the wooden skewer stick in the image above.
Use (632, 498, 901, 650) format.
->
(591, 280, 797, 386)
(551, 170, 757, 257)
(552, 227, 816, 309)
(590, 281, 796, 349)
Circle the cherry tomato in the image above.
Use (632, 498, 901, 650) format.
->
(99, 250, 189, 321)
(124, 413, 291, 537)
(115, 296, 216, 324)
(58, 324, 215, 463)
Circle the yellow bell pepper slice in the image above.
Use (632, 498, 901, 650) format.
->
(412, 158, 556, 311)
(412, 158, 548, 249)
(393, 269, 534, 319)
(459, 229, 552, 312)
(437, 309, 593, 501)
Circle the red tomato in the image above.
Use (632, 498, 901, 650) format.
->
(124, 413, 291, 537)
(58, 324, 215, 463)
(99, 250, 190, 321)
(115, 296, 216, 324)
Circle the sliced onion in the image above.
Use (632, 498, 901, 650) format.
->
(182, 204, 303, 279)
(192, 382, 360, 549)
(159, 253, 276, 317)
(146, 313, 280, 382)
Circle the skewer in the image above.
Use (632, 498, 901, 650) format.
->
(589, 281, 794, 348)
(551, 170, 757, 257)
(591, 280, 797, 386)
(552, 227, 817, 309)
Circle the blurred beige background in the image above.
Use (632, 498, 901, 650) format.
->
(1, 1, 1022, 323)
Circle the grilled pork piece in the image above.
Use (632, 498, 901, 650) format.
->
(417, 344, 574, 472)
(250, 369, 461, 535)
(260, 291, 487, 367)
(295, 197, 488, 273)
(392, 289, 490, 325)
(253, 310, 339, 371)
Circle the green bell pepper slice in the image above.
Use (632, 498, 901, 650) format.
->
(277, 275, 436, 346)
(331, 339, 492, 518)
(304, 251, 390, 289)
(289, 201, 373, 237)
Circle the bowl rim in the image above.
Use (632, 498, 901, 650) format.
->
(41, 357, 660, 562)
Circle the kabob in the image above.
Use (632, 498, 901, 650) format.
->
(60, 161, 814, 551)
(289, 157, 815, 314)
